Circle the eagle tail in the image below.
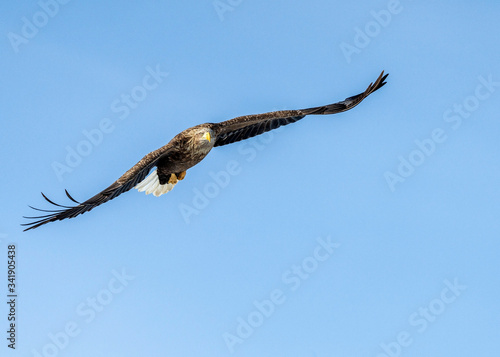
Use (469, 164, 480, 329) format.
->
(134, 168, 177, 197)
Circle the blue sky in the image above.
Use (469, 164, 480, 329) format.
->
(1, 0, 499, 356)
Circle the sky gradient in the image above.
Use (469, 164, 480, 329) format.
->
(1, 1, 500, 356)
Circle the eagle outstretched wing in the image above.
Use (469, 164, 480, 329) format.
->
(211, 71, 388, 147)
(22, 143, 176, 231)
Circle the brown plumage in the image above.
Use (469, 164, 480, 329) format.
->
(23, 71, 388, 231)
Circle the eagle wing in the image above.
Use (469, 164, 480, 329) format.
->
(211, 71, 388, 147)
(22, 143, 176, 231)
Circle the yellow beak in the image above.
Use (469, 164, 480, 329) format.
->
(204, 132, 211, 142)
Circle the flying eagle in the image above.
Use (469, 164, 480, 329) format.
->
(23, 71, 388, 231)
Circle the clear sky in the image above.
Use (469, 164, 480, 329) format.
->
(1, 0, 500, 356)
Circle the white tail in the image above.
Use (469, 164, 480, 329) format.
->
(134, 168, 176, 197)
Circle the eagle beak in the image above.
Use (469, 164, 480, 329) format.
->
(204, 132, 211, 142)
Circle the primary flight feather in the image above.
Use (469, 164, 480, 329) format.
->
(23, 71, 388, 231)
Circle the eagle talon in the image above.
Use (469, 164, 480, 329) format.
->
(177, 171, 186, 181)
(168, 174, 178, 185)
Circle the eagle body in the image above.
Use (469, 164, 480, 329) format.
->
(165, 125, 215, 173)
(24, 71, 388, 231)
(132, 125, 215, 196)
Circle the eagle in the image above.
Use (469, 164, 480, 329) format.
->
(23, 71, 388, 231)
